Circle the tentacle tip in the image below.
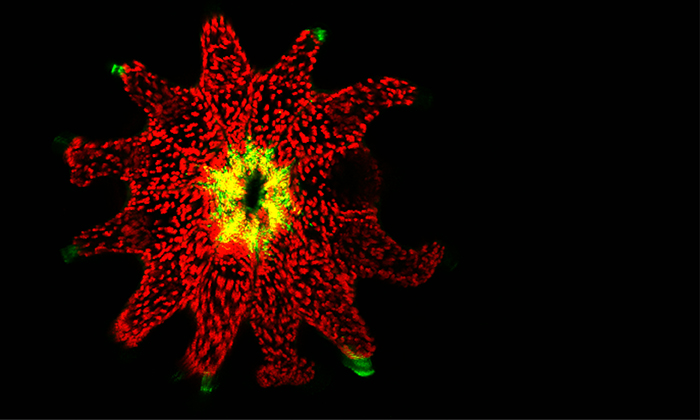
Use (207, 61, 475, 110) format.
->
(60, 244, 81, 263)
(52, 133, 75, 155)
(110, 63, 125, 77)
(118, 61, 145, 83)
(202, 13, 226, 30)
(112, 315, 143, 348)
(200, 372, 218, 393)
(62, 135, 83, 158)
(341, 355, 375, 377)
(112, 331, 138, 348)
(310, 27, 327, 43)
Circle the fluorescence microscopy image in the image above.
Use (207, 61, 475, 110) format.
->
(37, 4, 467, 418)
(59, 14, 444, 391)
(24, 3, 695, 419)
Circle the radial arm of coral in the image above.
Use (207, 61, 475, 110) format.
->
(315, 76, 417, 152)
(199, 15, 253, 147)
(336, 208, 444, 287)
(181, 256, 252, 378)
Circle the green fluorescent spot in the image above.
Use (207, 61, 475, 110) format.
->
(111, 64, 125, 76)
(342, 355, 375, 377)
(312, 27, 326, 42)
(61, 244, 80, 263)
(200, 373, 216, 393)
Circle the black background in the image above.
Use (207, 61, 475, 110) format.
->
(12, 1, 698, 419)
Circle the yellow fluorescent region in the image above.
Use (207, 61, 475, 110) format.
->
(201, 139, 298, 257)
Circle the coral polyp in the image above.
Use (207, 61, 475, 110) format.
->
(61, 15, 443, 390)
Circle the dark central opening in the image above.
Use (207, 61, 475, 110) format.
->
(244, 169, 266, 213)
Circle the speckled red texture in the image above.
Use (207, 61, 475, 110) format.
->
(63, 15, 443, 388)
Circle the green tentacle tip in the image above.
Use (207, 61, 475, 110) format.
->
(311, 28, 326, 42)
(200, 373, 217, 393)
(52, 134, 73, 155)
(342, 356, 375, 377)
(61, 244, 80, 264)
(111, 64, 125, 76)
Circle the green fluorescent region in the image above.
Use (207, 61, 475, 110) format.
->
(111, 64, 125, 76)
(61, 244, 80, 263)
(199, 138, 298, 258)
(312, 28, 326, 42)
(200, 373, 216, 393)
(342, 355, 375, 377)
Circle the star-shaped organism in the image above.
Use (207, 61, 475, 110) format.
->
(60, 15, 443, 391)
